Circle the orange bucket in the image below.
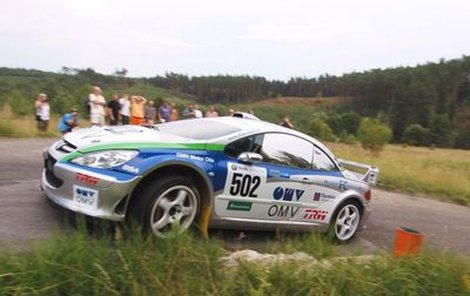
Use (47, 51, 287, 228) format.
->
(393, 227, 423, 256)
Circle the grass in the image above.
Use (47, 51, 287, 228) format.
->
(0, 227, 468, 295)
(328, 142, 470, 205)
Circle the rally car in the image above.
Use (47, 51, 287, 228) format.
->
(41, 116, 379, 241)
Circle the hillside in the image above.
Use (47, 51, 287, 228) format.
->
(1, 56, 469, 148)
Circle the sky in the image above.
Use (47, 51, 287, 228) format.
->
(0, 0, 469, 80)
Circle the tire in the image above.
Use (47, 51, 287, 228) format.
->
(330, 200, 362, 242)
(130, 175, 200, 238)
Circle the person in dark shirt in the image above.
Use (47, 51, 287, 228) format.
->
(107, 94, 121, 125)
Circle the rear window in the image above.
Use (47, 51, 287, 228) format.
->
(157, 119, 241, 140)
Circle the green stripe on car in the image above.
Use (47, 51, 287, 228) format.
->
(60, 142, 225, 162)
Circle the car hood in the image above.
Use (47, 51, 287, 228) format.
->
(63, 125, 198, 152)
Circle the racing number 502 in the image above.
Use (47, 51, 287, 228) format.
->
(229, 173, 261, 197)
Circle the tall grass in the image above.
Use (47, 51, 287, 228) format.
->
(0, 229, 468, 295)
(328, 142, 470, 205)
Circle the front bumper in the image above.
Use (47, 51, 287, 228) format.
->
(41, 161, 141, 222)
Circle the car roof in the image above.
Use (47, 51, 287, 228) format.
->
(205, 117, 336, 157)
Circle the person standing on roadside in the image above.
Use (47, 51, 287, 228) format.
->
(119, 94, 130, 125)
(205, 105, 219, 117)
(279, 116, 294, 129)
(193, 104, 203, 118)
(182, 103, 195, 119)
(38, 96, 50, 131)
(34, 93, 47, 131)
(144, 100, 156, 124)
(107, 93, 121, 125)
(57, 108, 80, 134)
(170, 102, 179, 121)
(130, 95, 147, 125)
(89, 86, 106, 126)
(158, 100, 172, 122)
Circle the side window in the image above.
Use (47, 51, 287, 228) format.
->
(313, 146, 338, 171)
(224, 134, 264, 158)
(259, 133, 313, 169)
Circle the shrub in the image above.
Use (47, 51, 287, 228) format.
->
(357, 117, 392, 154)
(308, 117, 336, 141)
(403, 124, 430, 146)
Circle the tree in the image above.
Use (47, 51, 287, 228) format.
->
(308, 117, 336, 141)
(357, 118, 392, 154)
(403, 124, 430, 146)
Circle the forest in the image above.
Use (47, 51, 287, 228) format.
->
(0, 55, 469, 149)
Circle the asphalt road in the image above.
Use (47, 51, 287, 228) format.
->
(0, 138, 469, 255)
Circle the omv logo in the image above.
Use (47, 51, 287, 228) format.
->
(273, 186, 305, 201)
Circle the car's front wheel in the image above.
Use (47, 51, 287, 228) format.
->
(130, 176, 200, 237)
(332, 200, 362, 242)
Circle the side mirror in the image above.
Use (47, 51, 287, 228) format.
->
(237, 152, 263, 163)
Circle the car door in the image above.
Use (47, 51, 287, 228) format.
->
(214, 132, 315, 224)
(288, 145, 344, 225)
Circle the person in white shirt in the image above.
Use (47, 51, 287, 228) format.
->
(119, 94, 131, 125)
(193, 104, 203, 118)
(89, 86, 106, 126)
(38, 95, 50, 131)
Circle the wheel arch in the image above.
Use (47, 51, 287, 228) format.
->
(125, 161, 214, 236)
(330, 194, 365, 222)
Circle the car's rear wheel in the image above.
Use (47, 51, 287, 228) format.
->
(332, 200, 362, 242)
(130, 176, 200, 237)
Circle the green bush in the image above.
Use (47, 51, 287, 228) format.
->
(357, 117, 392, 154)
(403, 124, 430, 146)
(308, 117, 337, 141)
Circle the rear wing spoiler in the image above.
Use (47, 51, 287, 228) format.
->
(337, 158, 379, 186)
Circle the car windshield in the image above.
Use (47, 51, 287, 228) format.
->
(156, 119, 241, 140)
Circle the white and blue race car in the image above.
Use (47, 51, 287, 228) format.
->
(41, 115, 379, 241)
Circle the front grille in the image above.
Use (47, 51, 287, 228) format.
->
(45, 154, 64, 188)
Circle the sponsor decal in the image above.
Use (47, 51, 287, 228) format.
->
(73, 185, 98, 208)
(75, 172, 99, 185)
(227, 201, 252, 211)
(313, 192, 321, 202)
(269, 170, 280, 178)
(339, 180, 348, 190)
(267, 205, 300, 218)
(303, 209, 328, 221)
(231, 164, 238, 171)
(280, 172, 290, 178)
(273, 186, 305, 201)
(176, 152, 214, 163)
(313, 192, 336, 202)
(122, 164, 139, 174)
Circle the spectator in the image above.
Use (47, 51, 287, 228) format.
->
(107, 94, 121, 125)
(119, 94, 130, 125)
(158, 100, 172, 122)
(193, 104, 203, 118)
(228, 108, 235, 116)
(34, 93, 47, 131)
(89, 86, 106, 126)
(205, 105, 219, 117)
(182, 103, 195, 119)
(38, 96, 50, 132)
(279, 116, 294, 129)
(170, 102, 179, 121)
(144, 100, 156, 124)
(247, 105, 255, 115)
(130, 96, 147, 125)
(58, 108, 79, 134)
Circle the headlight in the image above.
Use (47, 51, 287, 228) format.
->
(71, 150, 138, 169)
